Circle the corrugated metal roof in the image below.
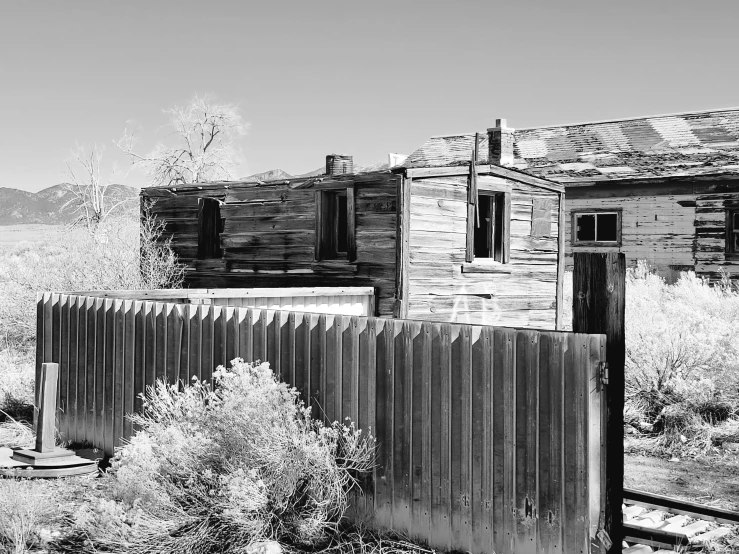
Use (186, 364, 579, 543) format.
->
(402, 108, 739, 183)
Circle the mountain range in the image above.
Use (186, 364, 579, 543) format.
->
(0, 163, 392, 225)
(0, 184, 138, 226)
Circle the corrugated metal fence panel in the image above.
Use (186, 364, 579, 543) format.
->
(37, 293, 606, 554)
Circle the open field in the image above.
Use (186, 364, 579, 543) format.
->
(0, 224, 66, 244)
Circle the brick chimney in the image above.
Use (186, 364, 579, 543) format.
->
(487, 119, 515, 166)
(326, 154, 353, 175)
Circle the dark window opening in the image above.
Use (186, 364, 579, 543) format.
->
(473, 192, 505, 262)
(197, 197, 223, 259)
(317, 188, 354, 261)
(574, 211, 620, 245)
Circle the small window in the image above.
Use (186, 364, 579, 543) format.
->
(316, 187, 355, 261)
(197, 197, 223, 259)
(726, 208, 739, 256)
(466, 191, 510, 263)
(572, 210, 621, 246)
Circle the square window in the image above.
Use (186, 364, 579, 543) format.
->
(573, 211, 621, 246)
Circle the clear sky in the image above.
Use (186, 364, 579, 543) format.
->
(2, 0, 738, 192)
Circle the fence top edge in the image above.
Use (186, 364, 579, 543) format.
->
(57, 286, 375, 300)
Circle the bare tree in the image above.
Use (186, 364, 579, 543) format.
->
(62, 144, 133, 234)
(119, 94, 247, 187)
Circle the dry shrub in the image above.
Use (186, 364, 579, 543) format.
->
(0, 479, 57, 554)
(59, 359, 374, 554)
(0, 210, 185, 421)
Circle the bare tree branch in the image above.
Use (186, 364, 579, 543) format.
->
(118, 94, 247, 187)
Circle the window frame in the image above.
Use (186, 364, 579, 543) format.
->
(571, 209, 622, 247)
(315, 185, 356, 262)
(197, 197, 224, 259)
(465, 185, 511, 266)
(725, 205, 739, 259)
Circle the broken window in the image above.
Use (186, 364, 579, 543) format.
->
(467, 191, 510, 263)
(316, 187, 355, 261)
(197, 197, 223, 259)
(573, 211, 621, 245)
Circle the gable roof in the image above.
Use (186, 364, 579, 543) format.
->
(402, 108, 739, 183)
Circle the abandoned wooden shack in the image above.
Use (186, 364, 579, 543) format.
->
(402, 108, 739, 282)
(142, 147, 566, 329)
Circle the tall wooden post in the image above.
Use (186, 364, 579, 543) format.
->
(573, 253, 625, 554)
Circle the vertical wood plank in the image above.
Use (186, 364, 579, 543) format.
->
(515, 330, 540, 554)
(58, 295, 70, 441)
(295, 312, 308, 397)
(111, 300, 124, 452)
(103, 299, 115, 455)
(324, 314, 338, 424)
(409, 321, 426, 537)
(133, 301, 145, 423)
(123, 300, 135, 444)
(492, 327, 516, 554)
(166, 303, 179, 385)
(225, 306, 236, 366)
(275, 310, 289, 383)
(538, 332, 564, 554)
(361, 316, 376, 522)
(238, 308, 252, 364)
(471, 325, 493, 554)
(394, 176, 411, 318)
(588, 334, 604, 551)
(429, 322, 452, 549)
(67, 296, 79, 443)
(200, 305, 214, 384)
(154, 303, 166, 386)
(252, 309, 264, 363)
(85, 297, 97, 445)
(373, 317, 393, 528)
(390, 319, 409, 532)
(309, 313, 322, 418)
(145, 302, 157, 395)
(214, 305, 226, 371)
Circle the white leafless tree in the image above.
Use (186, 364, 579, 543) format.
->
(61, 144, 133, 234)
(118, 94, 247, 187)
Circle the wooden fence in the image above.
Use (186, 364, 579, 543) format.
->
(68, 287, 376, 316)
(36, 292, 607, 554)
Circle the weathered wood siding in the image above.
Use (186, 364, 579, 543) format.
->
(406, 176, 560, 328)
(565, 194, 697, 281)
(142, 173, 399, 316)
(695, 192, 739, 279)
(38, 291, 607, 554)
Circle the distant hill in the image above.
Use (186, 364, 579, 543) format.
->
(238, 162, 390, 183)
(0, 184, 138, 225)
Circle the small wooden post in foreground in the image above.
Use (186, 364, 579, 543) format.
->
(573, 253, 625, 554)
(36, 362, 58, 453)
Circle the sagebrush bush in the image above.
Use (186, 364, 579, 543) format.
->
(623, 262, 739, 455)
(61, 359, 374, 554)
(0, 479, 57, 554)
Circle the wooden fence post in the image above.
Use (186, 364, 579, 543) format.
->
(36, 362, 59, 453)
(573, 252, 625, 554)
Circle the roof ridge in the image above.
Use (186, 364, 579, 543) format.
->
(427, 107, 739, 139)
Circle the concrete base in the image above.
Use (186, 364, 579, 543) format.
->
(0, 447, 97, 478)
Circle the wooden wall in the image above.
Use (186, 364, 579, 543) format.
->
(564, 194, 697, 281)
(38, 292, 607, 554)
(406, 175, 560, 329)
(142, 173, 399, 317)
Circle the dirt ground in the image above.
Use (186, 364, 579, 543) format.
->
(625, 452, 739, 512)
